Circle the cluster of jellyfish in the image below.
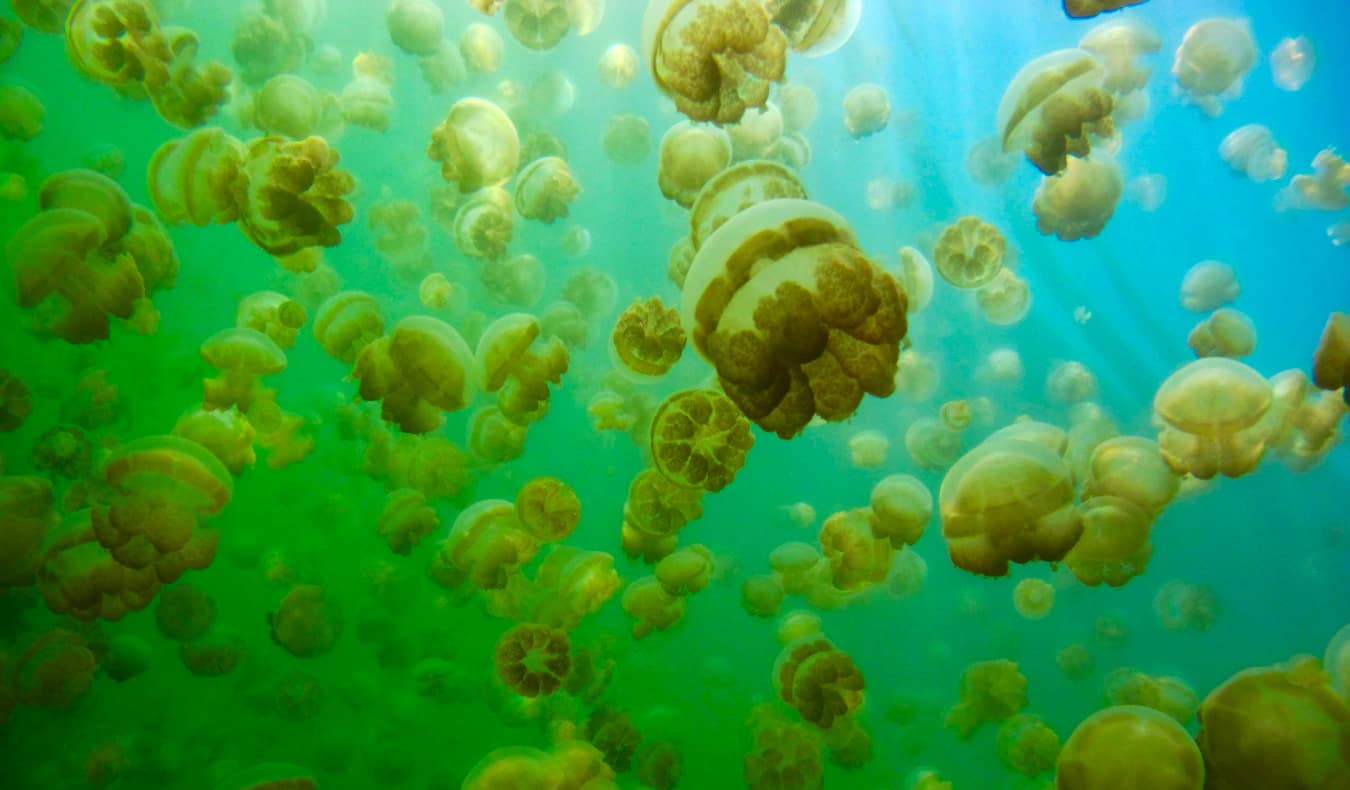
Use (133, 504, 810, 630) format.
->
(0, 0, 1347, 787)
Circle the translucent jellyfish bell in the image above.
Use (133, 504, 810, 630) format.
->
(1270, 36, 1315, 92)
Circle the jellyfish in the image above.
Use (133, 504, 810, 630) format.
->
(657, 122, 733, 207)
(353, 316, 479, 433)
(1057, 705, 1204, 789)
(1105, 669, 1200, 725)
(1271, 36, 1315, 92)
(0, 84, 43, 141)
(494, 623, 570, 697)
(340, 70, 393, 132)
(976, 269, 1033, 325)
(611, 297, 686, 377)
(847, 430, 889, 469)
(313, 291, 383, 365)
(368, 198, 433, 282)
(603, 114, 652, 165)
(945, 659, 1028, 739)
(1048, 360, 1099, 403)
(433, 499, 537, 591)
(1275, 149, 1350, 212)
(514, 477, 580, 542)
(819, 508, 892, 591)
(268, 584, 341, 658)
(896, 246, 934, 314)
(36, 510, 160, 621)
(655, 544, 715, 596)
(939, 438, 1082, 577)
(744, 712, 824, 789)
(1078, 18, 1161, 113)
(179, 627, 245, 676)
(476, 313, 569, 426)
(934, 215, 1007, 288)
(386, 0, 443, 56)
(1197, 656, 1350, 789)
(7, 629, 97, 708)
(0, 371, 32, 433)
(427, 98, 520, 193)
(1012, 578, 1055, 619)
(861, 476, 931, 550)
(842, 83, 890, 139)
(1173, 18, 1257, 116)
(514, 156, 579, 223)
(377, 489, 439, 555)
(237, 291, 307, 350)
(1189, 308, 1257, 359)
(642, 0, 788, 124)
(650, 388, 754, 492)
(1033, 155, 1124, 241)
(1313, 313, 1350, 403)
(598, 43, 638, 88)
(1063, 0, 1147, 19)
(766, 0, 861, 56)
(742, 575, 786, 618)
(503, 0, 571, 50)
(1057, 644, 1094, 679)
(996, 713, 1060, 777)
(774, 637, 866, 729)
(1153, 358, 1274, 479)
(236, 136, 357, 256)
(154, 582, 215, 642)
(682, 199, 908, 438)
(998, 49, 1115, 175)
(459, 22, 503, 73)
(622, 576, 686, 638)
(1180, 260, 1240, 312)
(905, 417, 962, 470)
(562, 268, 619, 321)
(0, 476, 56, 587)
(690, 160, 807, 250)
(231, 7, 306, 86)
(726, 103, 784, 160)
(200, 327, 287, 411)
(253, 75, 322, 139)
(1154, 580, 1220, 631)
(467, 406, 528, 464)
(453, 187, 515, 259)
(1219, 125, 1287, 183)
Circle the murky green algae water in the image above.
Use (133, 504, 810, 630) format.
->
(0, 0, 1348, 788)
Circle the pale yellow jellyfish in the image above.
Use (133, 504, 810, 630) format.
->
(905, 417, 962, 470)
(847, 430, 888, 469)
(658, 121, 732, 207)
(897, 246, 934, 313)
(1188, 307, 1257, 358)
(387, 0, 444, 56)
(766, 0, 861, 56)
(354, 316, 479, 433)
(172, 408, 256, 475)
(1312, 312, 1350, 404)
(235, 136, 356, 255)
(1032, 155, 1124, 241)
(976, 269, 1033, 325)
(842, 83, 890, 139)
(868, 474, 931, 548)
(1270, 36, 1315, 92)
(0, 84, 43, 141)
(1219, 125, 1287, 182)
(254, 75, 322, 139)
(1057, 706, 1203, 790)
(1079, 436, 1180, 516)
(481, 254, 545, 308)
(641, 0, 788, 124)
(622, 576, 686, 638)
(997, 713, 1061, 777)
(726, 103, 783, 160)
(1048, 360, 1098, 403)
(598, 43, 639, 88)
(1181, 260, 1240, 312)
(475, 313, 569, 426)
(603, 114, 651, 165)
(933, 216, 1006, 288)
(774, 637, 866, 728)
(514, 156, 579, 223)
(688, 159, 806, 249)
(460, 23, 504, 73)
(1153, 357, 1274, 479)
(312, 291, 383, 365)
(377, 489, 439, 555)
(1173, 18, 1257, 116)
(655, 544, 715, 596)
(427, 98, 520, 193)
(649, 388, 754, 492)
(998, 49, 1115, 174)
(503, 0, 572, 51)
(611, 297, 686, 377)
(777, 83, 818, 132)
(945, 659, 1028, 738)
(453, 187, 514, 260)
(237, 291, 306, 350)
(1012, 578, 1055, 619)
(1275, 148, 1350, 212)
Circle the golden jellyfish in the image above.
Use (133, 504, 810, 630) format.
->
(514, 476, 581, 542)
(976, 268, 1033, 325)
(1077, 18, 1161, 98)
(1197, 656, 1350, 789)
(1105, 669, 1199, 725)
(37, 510, 160, 621)
(1154, 580, 1220, 631)
(476, 312, 569, 426)
(611, 297, 686, 377)
(468, 405, 528, 463)
(494, 623, 571, 697)
(340, 69, 393, 133)
(417, 272, 458, 311)
(369, 198, 433, 282)
(11, 0, 69, 34)
(1271, 36, 1315, 92)
(774, 637, 866, 729)
(1064, 495, 1153, 587)
(147, 128, 246, 227)
(199, 327, 286, 411)
(418, 41, 467, 93)
(0, 371, 32, 433)
(562, 267, 618, 320)
(636, 741, 682, 790)
(434, 499, 537, 591)
(1063, 0, 1147, 18)
(997, 713, 1061, 777)
(7, 629, 97, 709)
(650, 388, 754, 492)
(237, 290, 307, 350)
(642, 0, 787, 124)
(236, 135, 356, 256)
(742, 574, 785, 617)
(0, 84, 43, 141)
(0, 476, 56, 587)
(766, 0, 861, 56)
(689, 159, 806, 250)
(386, 0, 443, 56)
(561, 224, 592, 257)
(770, 541, 823, 594)
(459, 22, 503, 74)
(682, 199, 908, 438)
(967, 135, 1018, 186)
(625, 466, 704, 538)
(897, 246, 934, 314)
(1181, 260, 1240, 312)
(64, 0, 172, 92)
(1276, 148, 1350, 212)
(376, 489, 439, 555)
(622, 576, 686, 638)
(172, 408, 257, 474)
(1313, 313, 1350, 403)
(514, 156, 579, 223)
(313, 290, 383, 365)
(842, 83, 890, 139)
(864, 176, 916, 212)
(503, 0, 571, 51)
(1048, 360, 1098, 403)
(1057, 644, 1094, 679)
(354, 316, 479, 433)
(658, 121, 733, 207)
(847, 430, 888, 469)
(1188, 308, 1257, 359)
(934, 215, 1006, 288)
(904, 417, 962, 470)
(453, 187, 514, 259)
(598, 43, 638, 88)
(940, 438, 1082, 577)
(775, 132, 811, 169)
(603, 114, 652, 165)
(1057, 705, 1203, 790)
(655, 544, 714, 596)
(743, 712, 824, 790)
(428, 98, 519, 193)
(268, 584, 341, 658)
(524, 546, 621, 629)
(1081, 436, 1180, 515)
(726, 103, 783, 160)
(31, 424, 94, 479)
(1173, 19, 1257, 117)
(253, 75, 321, 140)
(1153, 358, 1274, 479)
(1033, 155, 1123, 241)
(945, 659, 1028, 739)
(154, 581, 215, 642)
(1219, 124, 1287, 183)
(819, 508, 892, 591)
(1012, 577, 1055, 619)
(231, 8, 306, 86)
(982, 348, 1024, 385)
(997, 49, 1115, 175)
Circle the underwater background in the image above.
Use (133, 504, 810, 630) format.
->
(0, 0, 1348, 788)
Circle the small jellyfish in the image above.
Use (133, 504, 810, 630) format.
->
(494, 623, 570, 697)
(1012, 578, 1055, 619)
(268, 584, 341, 658)
(514, 477, 581, 542)
(611, 297, 686, 377)
(1275, 149, 1350, 212)
(868, 474, 931, 548)
(1057, 706, 1203, 790)
(934, 216, 1007, 288)
(603, 114, 652, 165)
(1219, 125, 1287, 182)
(427, 98, 519, 193)
(1173, 19, 1257, 117)
(649, 389, 754, 492)
(376, 489, 439, 555)
(778, 83, 818, 132)
(742, 575, 786, 617)
(154, 583, 216, 642)
(996, 713, 1061, 777)
(460, 23, 504, 73)
(1188, 307, 1257, 358)
(514, 156, 579, 223)
(1180, 260, 1240, 312)
(1270, 36, 1315, 92)
(847, 430, 889, 469)
(598, 43, 638, 88)
(945, 659, 1028, 739)
(1048, 361, 1099, 403)
(897, 246, 934, 313)
(774, 637, 866, 729)
(976, 269, 1033, 325)
(842, 83, 890, 139)
(1033, 155, 1124, 241)
(386, 0, 444, 56)
(655, 544, 714, 596)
